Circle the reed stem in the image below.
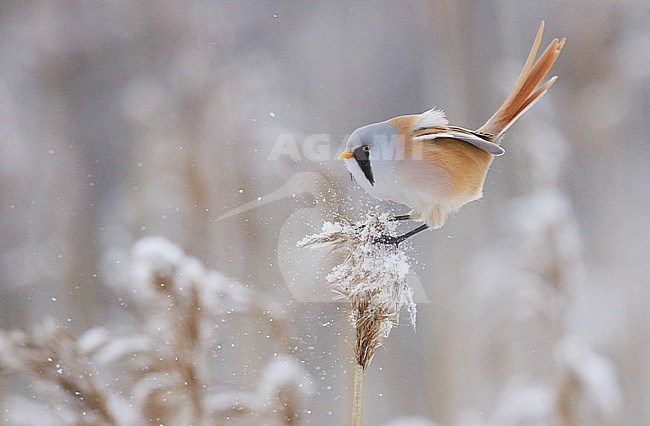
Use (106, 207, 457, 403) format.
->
(352, 363, 364, 426)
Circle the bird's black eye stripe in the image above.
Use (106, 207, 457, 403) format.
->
(352, 145, 374, 186)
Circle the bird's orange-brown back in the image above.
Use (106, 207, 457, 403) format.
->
(389, 115, 493, 196)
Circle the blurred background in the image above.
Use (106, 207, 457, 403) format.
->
(1, 1, 649, 424)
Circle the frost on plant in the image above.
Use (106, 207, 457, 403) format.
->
(205, 354, 311, 424)
(0, 321, 117, 426)
(0, 237, 310, 426)
(298, 213, 416, 369)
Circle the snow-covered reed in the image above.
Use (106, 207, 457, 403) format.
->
(0, 237, 310, 425)
(299, 213, 416, 425)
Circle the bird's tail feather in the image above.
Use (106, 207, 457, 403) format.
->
(478, 21, 565, 140)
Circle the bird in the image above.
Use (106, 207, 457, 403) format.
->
(338, 21, 565, 244)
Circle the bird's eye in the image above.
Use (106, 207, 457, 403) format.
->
(362, 145, 371, 152)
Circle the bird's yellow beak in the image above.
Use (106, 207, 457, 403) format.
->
(338, 150, 354, 159)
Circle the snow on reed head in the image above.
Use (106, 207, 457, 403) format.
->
(0, 236, 309, 424)
(0, 321, 117, 425)
(298, 213, 416, 370)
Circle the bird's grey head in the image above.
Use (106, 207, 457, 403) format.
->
(342, 121, 398, 186)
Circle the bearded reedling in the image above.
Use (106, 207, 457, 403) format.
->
(339, 22, 565, 244)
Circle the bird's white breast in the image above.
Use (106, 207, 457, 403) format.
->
(345, 150, 455, 209)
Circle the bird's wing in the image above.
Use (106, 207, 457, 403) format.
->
(412, 126, 505, 156)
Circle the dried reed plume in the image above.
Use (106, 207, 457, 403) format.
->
(0, 321, 117, 426)
(0, 237, 311, 425)
(299, 213, 416, 425)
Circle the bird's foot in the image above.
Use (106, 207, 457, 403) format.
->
(374, 224, 429, 246)
(374, 234, 405, 246)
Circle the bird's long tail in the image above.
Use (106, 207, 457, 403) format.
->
(478, 21, 565, 140)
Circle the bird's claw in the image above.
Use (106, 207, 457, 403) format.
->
(374, 235, 402, 246)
